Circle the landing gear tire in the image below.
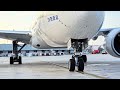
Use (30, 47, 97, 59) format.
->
(19, 56, 22, 64)
(68, 59, 75, 72)
(10, 57, 14, 64)
(77, 57, 84, 72)
(81, 55, 87, 63)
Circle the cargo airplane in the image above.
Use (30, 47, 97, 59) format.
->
(0, 11, 119, 72)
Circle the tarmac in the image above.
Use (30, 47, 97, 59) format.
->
(0, 54, 120, 79)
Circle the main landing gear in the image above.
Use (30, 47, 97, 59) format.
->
(10, 41, 26, 64)
(68, 39, 88, 72)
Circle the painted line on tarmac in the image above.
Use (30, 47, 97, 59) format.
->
(77, 71, 108, 79)
(46, 61, 109, 79)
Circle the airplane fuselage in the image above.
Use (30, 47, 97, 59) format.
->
(30, 11, 105, 49)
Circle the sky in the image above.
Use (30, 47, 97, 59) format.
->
(0, 11, 39, 30)
(0, 11, 120, 45)
(0, 11, 39, 44)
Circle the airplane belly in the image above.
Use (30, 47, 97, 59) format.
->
(30, 31, 52, 49)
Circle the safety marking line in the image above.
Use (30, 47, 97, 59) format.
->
(45, 61, 109, 79)
(78, 71, 108, 79)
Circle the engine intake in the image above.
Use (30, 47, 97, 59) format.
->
(105, 28, 120, 57)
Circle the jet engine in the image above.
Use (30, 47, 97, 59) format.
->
(105, 28, 120, 57)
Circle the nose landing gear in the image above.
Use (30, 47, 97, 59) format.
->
(69, 55, 86, 72)
(68, 39, 88, 72)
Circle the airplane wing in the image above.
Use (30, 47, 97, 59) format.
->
(0, 30, 32, 44)
(92, 27, 120, 40)
(99, 27, 118, 35)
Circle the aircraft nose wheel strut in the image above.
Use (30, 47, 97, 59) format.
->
(68, 39, 88, 72)
(10, 41, 26, 64)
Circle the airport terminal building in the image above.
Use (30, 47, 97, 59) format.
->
(0, 44, 73, 57)
(0, 44, 105, 57)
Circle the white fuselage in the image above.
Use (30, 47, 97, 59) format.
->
(30, 11, 105, 49)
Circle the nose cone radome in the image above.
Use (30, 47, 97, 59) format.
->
(69, 11, 105, 39)
(76, 11, 105, 22)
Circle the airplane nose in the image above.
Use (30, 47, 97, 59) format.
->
(76, 11, 104, 27)
(75, 11, 105, 21)
(68, 11, 105, 39)
(75, 11, 90, 16)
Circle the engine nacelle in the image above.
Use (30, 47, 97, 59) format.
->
(105, 28, 120, 58)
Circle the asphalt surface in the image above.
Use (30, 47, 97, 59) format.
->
(0, 54, 120, 79)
